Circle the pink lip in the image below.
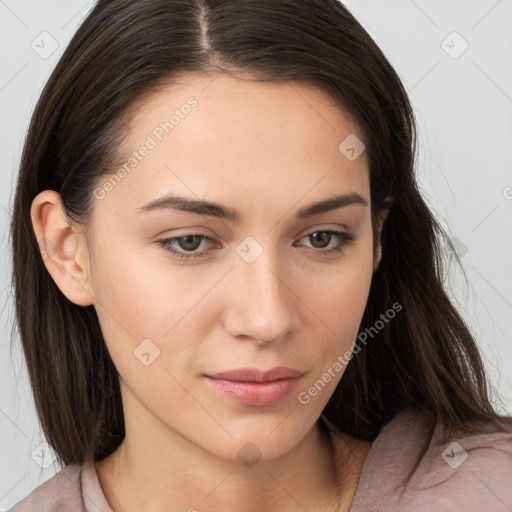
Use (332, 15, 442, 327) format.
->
(204, 367, 304, 406)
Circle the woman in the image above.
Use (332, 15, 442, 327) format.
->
(9, 0, 512, 511)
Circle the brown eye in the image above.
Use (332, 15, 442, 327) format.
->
(307, 231, 333, 249)
(176, 234, 203, 251)
(299, 230, 355, 255)
(156, 234, 213, 261)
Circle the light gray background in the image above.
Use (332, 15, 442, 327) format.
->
(1, 0, 511, 508)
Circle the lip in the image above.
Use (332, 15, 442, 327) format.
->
(204, 367, 304, 406)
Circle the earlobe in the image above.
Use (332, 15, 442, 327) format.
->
(30, 190, 94, 307)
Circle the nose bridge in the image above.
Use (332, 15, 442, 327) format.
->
(224, 237, 296, 343)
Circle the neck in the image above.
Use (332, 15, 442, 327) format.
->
(94, 386, 365, 512)
(94, 423, 361, 511)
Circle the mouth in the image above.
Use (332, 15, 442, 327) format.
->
(204, 367, 304, 407)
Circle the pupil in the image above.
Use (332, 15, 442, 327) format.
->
(180, 235, 201, 251)
(311, 232, 330, 248)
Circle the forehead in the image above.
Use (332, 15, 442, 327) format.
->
(94, 73, 370, 219)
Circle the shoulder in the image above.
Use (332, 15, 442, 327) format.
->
(347, 408, 512, 512)
(408, 411, 512, 512)
(8, 464, 83, 512)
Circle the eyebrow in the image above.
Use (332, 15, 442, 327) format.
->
(136, 191, 368, 222)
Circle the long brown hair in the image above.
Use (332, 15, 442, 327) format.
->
(10, 0, 509, 468)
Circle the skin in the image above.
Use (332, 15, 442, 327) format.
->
(31, 72, 390, 511)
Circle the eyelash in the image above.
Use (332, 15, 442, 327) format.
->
(156, 230, 356, 261)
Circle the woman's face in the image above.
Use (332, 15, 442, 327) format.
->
(81, 73, 380, 461)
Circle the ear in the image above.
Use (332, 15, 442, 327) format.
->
(30, 190, 94, 307)
(373, 196, 393, 272)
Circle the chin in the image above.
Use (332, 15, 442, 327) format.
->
(203, 417, 311, 463)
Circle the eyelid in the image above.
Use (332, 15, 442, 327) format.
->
(156, 225, 355, 262)
(157, 223, 350, 245)
(296, 223, 350, 238)
(152, 225, 217, 239)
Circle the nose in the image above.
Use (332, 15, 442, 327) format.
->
(222, 248, 298, 345)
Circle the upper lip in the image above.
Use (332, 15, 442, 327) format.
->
(206, 367, 304, 383)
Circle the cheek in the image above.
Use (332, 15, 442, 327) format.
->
(293, 235, 374, 404)
(90, 234, 197, 330)
(88, 233, 231, 388)
(87, 236, 192, 369)
(332, 258, 373, 330)
(305, 233, 375, 344)
(89, 221, 374, 375)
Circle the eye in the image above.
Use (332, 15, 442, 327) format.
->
(296, 230, 356, 256)
(156, 234, 214, 261)
(156, 229, 356, 261)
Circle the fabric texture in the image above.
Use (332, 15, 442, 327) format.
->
(8, 408, 512, 512)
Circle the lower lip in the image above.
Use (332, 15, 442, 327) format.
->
(204, 376, 301, 406)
